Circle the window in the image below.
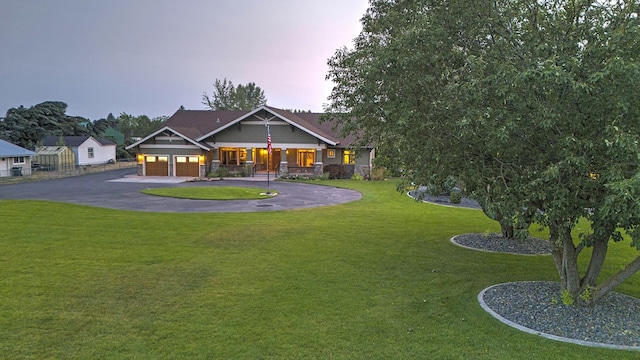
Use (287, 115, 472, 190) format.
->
(221, 148, 247, 165)
(88, 147, 94, 158)
(298, 150, 315, 167)
(343, 150, 355, 165)
(327, 149, 335, 158)
(177, 156, 198, 163)
(13, 157, 25, 164)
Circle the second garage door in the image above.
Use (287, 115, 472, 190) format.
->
(176, 156, 199, 177)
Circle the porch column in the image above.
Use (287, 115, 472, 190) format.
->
(279, 147, 288, 175)
(314, 147, 323, 176)
(211, 147, 220, 172)
(246, 147, 253, 176)
(136, 153, 144, 176)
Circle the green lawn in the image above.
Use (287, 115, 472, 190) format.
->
(141, 186, 277, 200)
(1, 179, 639, 359)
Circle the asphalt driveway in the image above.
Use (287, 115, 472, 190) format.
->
(0, 168, 362, 212)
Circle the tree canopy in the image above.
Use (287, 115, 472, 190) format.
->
(326, 0, 640, 305)
(0, 102, 167, 161)
(0, 101, 92, 149)
(202, 78, 267, 110)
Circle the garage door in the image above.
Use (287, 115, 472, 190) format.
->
(145, 156, 168, 176)
(175, 156, 199, 177)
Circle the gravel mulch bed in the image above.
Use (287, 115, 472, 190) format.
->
(407, 189, 481, 209)
(452, 233, 552, 255)
(480, 281, 640, 350)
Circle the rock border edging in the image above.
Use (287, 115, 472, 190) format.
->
(478, 281, 640, 351)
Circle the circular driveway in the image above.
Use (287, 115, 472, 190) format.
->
(0, 169, 362, 212)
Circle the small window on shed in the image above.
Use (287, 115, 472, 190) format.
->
(88, 147, 94, 158)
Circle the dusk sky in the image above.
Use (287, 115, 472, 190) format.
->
(0, 1, 369, 120)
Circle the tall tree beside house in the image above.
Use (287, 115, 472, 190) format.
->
(202, 78, 267, 110)
(117, 113, 167, 141)
(326, 0, 640, 306)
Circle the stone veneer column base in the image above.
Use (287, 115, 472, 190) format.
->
(355, 165, 370, 178)
(279, 161, 288, 175)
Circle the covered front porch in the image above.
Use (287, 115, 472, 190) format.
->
(211, 146, 323, 176)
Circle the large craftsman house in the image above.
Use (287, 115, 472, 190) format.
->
(126, 106, 374, 178)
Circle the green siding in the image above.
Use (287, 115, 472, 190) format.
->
(154, 139, 189, 146)
(211, 122, 320, 144)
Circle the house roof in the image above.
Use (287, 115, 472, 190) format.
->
(259, 106, 340, 146)
(42, 136, 115, 147)
(126, 106, 363, 150)
(0, 139, 36, 157)
(125, 126, 211, 151)
(169, 107, 347, 145)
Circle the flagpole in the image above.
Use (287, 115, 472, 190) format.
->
(266, 124, 271, 194)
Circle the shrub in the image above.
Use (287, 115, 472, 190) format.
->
(211, 167, 230, 178)
(351, 173, 364, 180)
(450, 191, 462, 204)
(371, 166, 386, 181)
(323, 164, 348, 179)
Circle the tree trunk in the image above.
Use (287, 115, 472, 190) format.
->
(549, 225, 566, 286)
(582, 236, 608, 288)
(562, 228, 582, 299)
(592, 255, 640, 303)
(500, 223, 515, 239)
(549, 223, 581, 298)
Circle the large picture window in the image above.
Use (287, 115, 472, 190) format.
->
(221, 148, 247, 165)
(298, 150, 315, 167)
(343, 150, 355, 165)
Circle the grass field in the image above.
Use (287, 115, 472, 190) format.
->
(1, 179, 639, 359)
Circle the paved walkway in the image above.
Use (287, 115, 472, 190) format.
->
(0, 168, 362, 212)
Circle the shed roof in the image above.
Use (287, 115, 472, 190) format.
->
(36, 146, 71, 155)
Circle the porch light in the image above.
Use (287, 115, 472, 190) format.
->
(199, 155, 205, 165)
(137, 154, 144, 163)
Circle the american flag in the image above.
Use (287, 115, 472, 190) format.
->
(267, 125, 272, 154)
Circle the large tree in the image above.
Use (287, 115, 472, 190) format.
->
(326, 0, 640, 305)
(117, 113, 167, 141)
(0, 101, 91, 149)
(202, 78, 267, 110)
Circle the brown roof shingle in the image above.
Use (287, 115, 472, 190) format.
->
(162, 107, 361, 148)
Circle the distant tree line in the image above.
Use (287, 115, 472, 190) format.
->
(0, 101, 167, 159)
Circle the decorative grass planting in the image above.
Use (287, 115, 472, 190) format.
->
(141, 186, 277, 200)
(1, 180, 639, 359)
